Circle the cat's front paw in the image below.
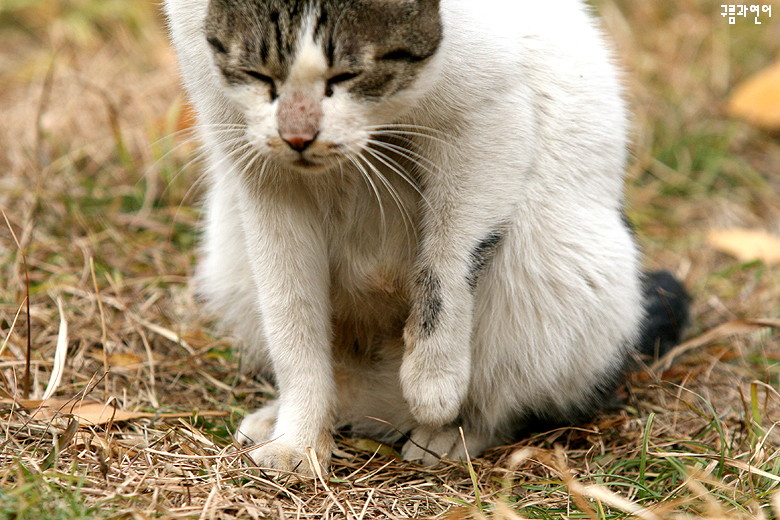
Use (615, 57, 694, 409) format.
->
(400, 339, 469, 426)
(236, 403, 332, 476)
(245, 441, 326, 477)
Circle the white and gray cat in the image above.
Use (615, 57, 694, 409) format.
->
(164, 0, 689, 474)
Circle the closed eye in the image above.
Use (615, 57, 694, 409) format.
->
(378, 49, 428, 62)
(325, 72, 359, 96)
(206, 36, 228, 55)
(241, 70, 278, 99)
(242, 70, 274, 85)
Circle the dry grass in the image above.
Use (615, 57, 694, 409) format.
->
(0, 0, 778, 518)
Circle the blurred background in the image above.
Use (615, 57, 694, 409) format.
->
(0, 1, 778, 518)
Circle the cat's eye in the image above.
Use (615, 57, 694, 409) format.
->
(325, 72, 359, 97)
(241, 70, 278, 99)
(242, 70, 274, 85)
(378, 49, 426, 62)
(207, 36, 228, 55)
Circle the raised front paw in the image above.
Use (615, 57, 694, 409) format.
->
(402, 268, 472, 426)
(400, 362, 466, 426)
(400, 334, 469, 426)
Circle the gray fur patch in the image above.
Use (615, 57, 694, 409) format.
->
(467, 227, 505, 290)
(204, 0, 442, 99)
(417, 268, 442, 339)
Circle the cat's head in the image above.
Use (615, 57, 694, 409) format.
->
(204, 0, 442, 174)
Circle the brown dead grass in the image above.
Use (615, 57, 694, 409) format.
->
(0, 1, 778, 518)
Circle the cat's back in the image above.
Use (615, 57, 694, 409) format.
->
(434, 0, 628, 198)
(438, 0, 623, 101)
(440, 0, 613, 62)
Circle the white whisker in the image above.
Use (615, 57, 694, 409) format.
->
(148, 129, 248, 200)
(346, 151, 387, 236)
(364, 141, 434, 211)
(360, 149, 416, 242)
(367, 127, 456, 150)
(367, 138, 443, 177)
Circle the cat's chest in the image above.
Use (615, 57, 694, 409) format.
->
(321, 169, 420, 321)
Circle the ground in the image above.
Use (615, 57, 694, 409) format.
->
(0, 1, 778, 519)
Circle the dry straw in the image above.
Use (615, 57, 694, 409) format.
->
(0, 0, 778, 518)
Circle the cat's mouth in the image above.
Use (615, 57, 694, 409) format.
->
(285, 147, 351, 174)
(292, 158, 319, 168)
(264, 135, 348, 173)
(288, 156, 336, 173)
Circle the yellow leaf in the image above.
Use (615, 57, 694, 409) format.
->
(107, 352, 145, 368)
(66, 402, 150, 427)
(728, 61, 780, 129)
(344, 437, 401, 459)
(14, 399, 147, 426)
(707, 228, 780, 264)
(1, 399, 228, 427)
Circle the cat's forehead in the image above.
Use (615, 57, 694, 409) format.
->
(205, 0, 441, 76)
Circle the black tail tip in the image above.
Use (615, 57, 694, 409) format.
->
(637, 270, 691, 360)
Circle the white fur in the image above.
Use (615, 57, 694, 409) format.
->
(164, 0, 642, 475)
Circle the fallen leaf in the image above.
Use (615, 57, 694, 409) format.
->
(8, 400, 147, 426)
(65, 401, 149, 427)
(0, 398, 228, 427)
(343, 437, 401, 459)
(107, 352, 145, 367)
(707, 228, 780, 264)
(728, 61, 780, 129)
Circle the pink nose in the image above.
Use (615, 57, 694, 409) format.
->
(280, 132, 317, 152)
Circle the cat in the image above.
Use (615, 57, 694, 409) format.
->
(164, 0, 690, 475)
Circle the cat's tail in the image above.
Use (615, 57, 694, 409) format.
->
(635, 270, 691, 359)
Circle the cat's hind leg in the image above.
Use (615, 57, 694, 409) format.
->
(401, 425, 496, 466)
